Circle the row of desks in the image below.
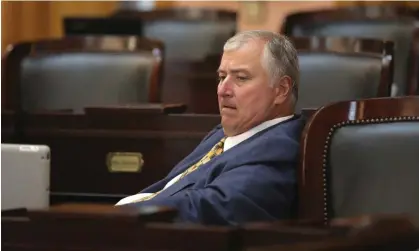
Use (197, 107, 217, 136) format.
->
(1, 104, 315, 205)
(3, 203, 419, 251)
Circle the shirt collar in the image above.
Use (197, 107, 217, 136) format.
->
(223, 115, 294, 151)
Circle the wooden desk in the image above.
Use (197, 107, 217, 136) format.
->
(3, 206, 418, 251)
(3, 105, 221, 204)
(2, 204, 238, 251)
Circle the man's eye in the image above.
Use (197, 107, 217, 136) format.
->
(218, 76, 226, 81)
(237, 76, 248, 81)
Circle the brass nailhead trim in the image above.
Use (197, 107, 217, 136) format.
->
(321, 116, 419, 224)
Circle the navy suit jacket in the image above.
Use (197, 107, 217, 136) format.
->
(125, 115, 306, 225)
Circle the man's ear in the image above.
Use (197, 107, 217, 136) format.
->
(273, 75, 293, 105)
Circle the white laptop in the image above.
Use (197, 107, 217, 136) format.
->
(1, 144, 50, 211)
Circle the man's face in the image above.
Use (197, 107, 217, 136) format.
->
(217, 40, 281, 136)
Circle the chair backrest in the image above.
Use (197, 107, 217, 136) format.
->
(162, 54, 221, 114)
(2, 36, 164, 114)
(112, 8, 236, 60)
(64, 8, 237, 61)
(290, 36, 394, 112)
(282, 9, 419, 96)
(63, 9, 236, 113)
(299, 96, 419, 225)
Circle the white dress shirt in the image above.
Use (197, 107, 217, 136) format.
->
(115, 115, 294, 206)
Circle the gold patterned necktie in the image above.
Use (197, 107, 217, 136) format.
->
(131, 137, 227, 203)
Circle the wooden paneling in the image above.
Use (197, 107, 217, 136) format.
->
(1, 1, 50, 54)
(1, 1, 179, 55)
(155, 1, 174, 8)
(1, 1, 118, 54)
(48, 1, 118, 38)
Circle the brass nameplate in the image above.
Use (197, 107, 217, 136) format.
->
(107, 152, 144, 173)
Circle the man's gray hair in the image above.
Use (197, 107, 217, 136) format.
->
(223, 30, 299, 101)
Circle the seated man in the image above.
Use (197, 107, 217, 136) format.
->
(116, 30, 305, 225)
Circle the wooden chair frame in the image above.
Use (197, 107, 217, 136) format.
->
(298, 96, 419, 223)
(2, 35, 165, 111)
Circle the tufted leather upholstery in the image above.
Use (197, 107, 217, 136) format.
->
(296, 53, 383, 112)
(20, 52, 158, 113)
(290, 20, 417, 96)
(328, 119, 419, 225)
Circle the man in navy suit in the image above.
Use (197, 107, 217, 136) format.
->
(116, 30, 305, 226)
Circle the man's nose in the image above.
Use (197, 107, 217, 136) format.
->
(217, 78, 233, 97)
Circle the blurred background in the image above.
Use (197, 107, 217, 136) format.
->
(3, 0, 419, 54)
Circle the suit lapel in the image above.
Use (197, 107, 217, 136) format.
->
(165, 129, 225, 180)
(161, 131, 226, 196)
(163, 155, 223, 196)
(159, 115, 303, 197)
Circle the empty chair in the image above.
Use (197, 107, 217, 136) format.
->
(282, 8, 419, 96)
(291, 36, 394, 113)
(65, 8, 237, 61)
(2, 36, 164, 113)
(63, 9, 237, 113)
(111, 8, 237, 61)
(298, 96, 419, 225)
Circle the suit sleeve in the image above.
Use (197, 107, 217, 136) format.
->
(134, 162, 297, 225)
